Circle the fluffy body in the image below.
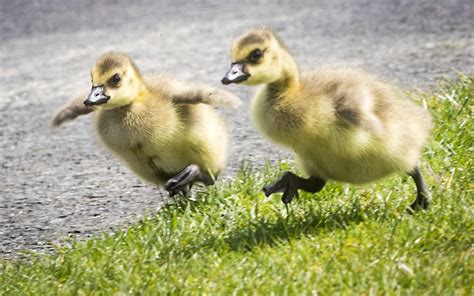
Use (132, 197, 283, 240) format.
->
(95, 74, 228, 185)
(252, 67, 432, 183)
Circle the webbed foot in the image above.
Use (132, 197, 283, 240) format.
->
(263, 171, 326, 204)
(165, 164, 213, 197)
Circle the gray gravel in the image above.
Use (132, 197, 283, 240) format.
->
(1, 0, 473, 259)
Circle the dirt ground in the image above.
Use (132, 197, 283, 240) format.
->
(0, 0, 472, 258)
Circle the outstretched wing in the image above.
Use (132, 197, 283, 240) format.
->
(52, 92, 94, 127)
(170, 80, 242, 108)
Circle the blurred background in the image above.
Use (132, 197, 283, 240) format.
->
(0, 0, 472, 258)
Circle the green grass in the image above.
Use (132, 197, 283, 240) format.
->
(1, 74, 473, 295)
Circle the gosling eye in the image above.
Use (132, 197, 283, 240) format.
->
(249, 49, 263, 63)
(109, 73, 122, 87)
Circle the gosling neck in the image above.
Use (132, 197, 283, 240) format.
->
(267, 51, 300, 100)
(132, 71, 150, 100)
(135, 83, 150, 103)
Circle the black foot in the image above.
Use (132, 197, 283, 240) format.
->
(263, 172, 298, 204)
(407, 165, 431, 212)
(165, 164, 213, 197)
(408, 194, 430, 211)
(168, 184, 191, 198)
(263, 171, 326, 204)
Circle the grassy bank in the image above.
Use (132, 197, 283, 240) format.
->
(1, 74, 472, 295)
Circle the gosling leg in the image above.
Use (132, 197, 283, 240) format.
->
(165, 164, 214, 196)
(408, 165, 431, 211)
(263, 171, 326, 204)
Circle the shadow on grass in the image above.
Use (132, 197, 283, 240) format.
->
(223, 202, 377, 252)
(170, 196, 389, 256)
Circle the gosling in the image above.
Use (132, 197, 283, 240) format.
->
(222, 28, 432, 211)
(53, 52, 241, 196)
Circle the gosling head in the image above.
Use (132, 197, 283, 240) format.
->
(84, 53, 143, 109)
(222, 28, 286, 86)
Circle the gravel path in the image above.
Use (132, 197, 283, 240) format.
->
(1, 0, 472, 258)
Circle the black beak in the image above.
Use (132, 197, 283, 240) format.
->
(84, 85, 110, 106)
(221, 63, 249, 85)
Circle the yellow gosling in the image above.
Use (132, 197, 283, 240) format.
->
(54, 52, 241, 196)
(222, 28, 432, 211)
